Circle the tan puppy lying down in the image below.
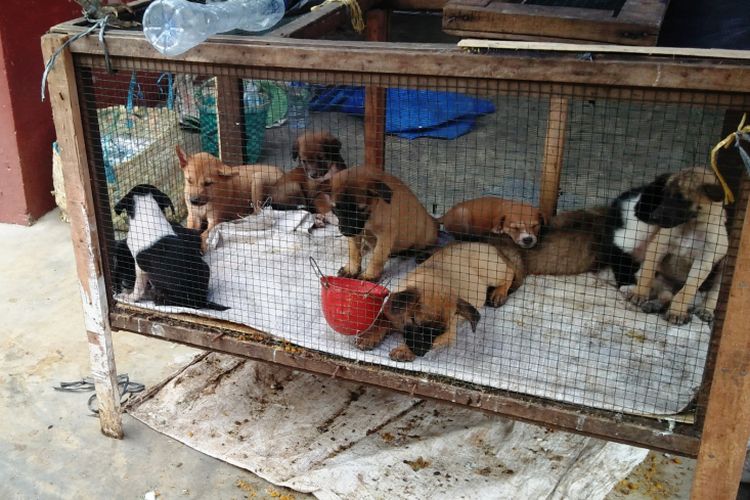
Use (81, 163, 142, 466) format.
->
(440, 197, 546, 248)
(356, 242, 521, 362)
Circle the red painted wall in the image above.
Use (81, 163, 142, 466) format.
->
(0, 0, 81, 225)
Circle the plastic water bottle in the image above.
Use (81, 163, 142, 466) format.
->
(286, 82, 310, 130)
(143, 0, 286, 57)
(243, 80, 265, 111)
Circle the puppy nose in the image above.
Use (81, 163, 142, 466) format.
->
(521, 236, 536, 246)
(189, 196, 204, 206)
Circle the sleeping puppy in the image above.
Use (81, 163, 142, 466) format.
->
(439, 197, 545, 248)
(114, 184, 229, 311)
(356, 242, 519, 361)
(176, 146, 284, 251)
(329, 166, 438, 282)
(623, 167, 727, 324)
(268, 132, 346, 229)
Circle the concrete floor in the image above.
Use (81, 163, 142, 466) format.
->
(0, 209, 708, 499)
(0, 210, 301, 499)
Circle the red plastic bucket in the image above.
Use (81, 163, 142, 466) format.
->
(319, 276, 390, 336)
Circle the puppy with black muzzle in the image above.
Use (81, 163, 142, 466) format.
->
(268, 131, 346, 229)
(622, 167, 727, 324)
(355, 242, 520, 362)
(328, 166, 439, 282)
(114, 184, 229, 311)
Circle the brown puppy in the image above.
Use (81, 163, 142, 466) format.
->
(329, 166, 438, 282)
(622, 167, 727, 324)
(356, 242, 519, 362)
(439, 197, 546, 248)
(268, 132, 346, 228)
(176, 146, 284, 250)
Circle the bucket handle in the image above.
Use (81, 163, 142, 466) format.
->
(310, 256, 392, 296)
(309, 256, 330, 288)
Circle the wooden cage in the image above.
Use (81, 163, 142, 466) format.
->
(43, 2, 750, 497)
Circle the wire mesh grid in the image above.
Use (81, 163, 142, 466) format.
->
(74, 56, 749, 427)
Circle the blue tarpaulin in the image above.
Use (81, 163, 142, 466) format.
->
(309, 86, 495, 139)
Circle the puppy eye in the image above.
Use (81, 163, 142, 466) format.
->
(187, 178, 194, 185)
(357, 204, 368, 211)
(203, 181, 214, 187)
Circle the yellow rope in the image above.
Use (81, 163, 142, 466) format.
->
(311, 0, 365, 33)
(710, 113, 750, 204)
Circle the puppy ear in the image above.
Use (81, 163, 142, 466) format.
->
(491, 215, 506, 234)
(316, 178, 332, 194)
(324, 136, 345, 165)
(114, 193, 131, 216)
(456, 298, 480, 332)
(176, 145, 189, 169)
(217, 165, 240, 178)
(702, 183, 725, 202)
(368, 180, 393, 204)
(153, 188, 175, 215)
(386, 288, 420, 316)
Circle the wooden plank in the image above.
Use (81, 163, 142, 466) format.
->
(443, 0, 660, 45)
(64, 35, 750, 94)
(41, 33, 123, 439)
(215, 76, 244, 165)
(617, 0, 670, 25)
(110, 310, 701, 456)
(269, 0, 382, 38)
(384, 0, 447, 9)
(691, 199, 750, 496)
(457, 39, 750, 61)
(539, 96, 568, 220)
(364, 9, 389, 170)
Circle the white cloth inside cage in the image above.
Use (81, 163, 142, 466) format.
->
(119, 209, 710, 416)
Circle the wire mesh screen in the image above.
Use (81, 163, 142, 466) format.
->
(75, 56, 748, 426)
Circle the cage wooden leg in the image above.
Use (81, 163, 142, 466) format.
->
(364, 9, 389, 170)
(42, 34, 123, 439)
(539, 95, 569, 220)
(216, 76, 244, 165)
(691, 192, 750, 499)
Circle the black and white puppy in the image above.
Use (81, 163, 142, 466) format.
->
(114, 184, 229, 311)
(599, 174, 668, 288)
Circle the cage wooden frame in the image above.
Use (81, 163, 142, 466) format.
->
(43, 7, 750, 497)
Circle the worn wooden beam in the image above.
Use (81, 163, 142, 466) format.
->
(270, 0, 381, 38)
(215, 76, 245, 165)
(110, 309, 701, 456)
(539, 96, 568, 220)
(63, 35, 750, 94)
(443, 0, 667, 45)
(364, 9, 389, 170)
(41, 33, 123, 439)
(691, 189, 750, 498)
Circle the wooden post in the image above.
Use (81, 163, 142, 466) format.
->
(364, 9, 389, 170)
(42, 34, 123, 438)
(539, 95, 568, 220)
(691, 191, 750, 496)
(216, 76, 245, 165)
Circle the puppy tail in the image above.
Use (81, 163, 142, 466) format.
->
(204, 301, 230, 311)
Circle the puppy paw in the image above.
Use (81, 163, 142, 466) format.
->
(487, 287, 508, 308)
(622, 287, 650, 308)
(663, 308, 692, 326)
(691, 307, 714, 324)
(389, 344, 417, 362)
(337, 266, 361, 279)
(640, 299, 666, 315)
(355, 325, 389, 350)
(358, 271, 383, 283)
